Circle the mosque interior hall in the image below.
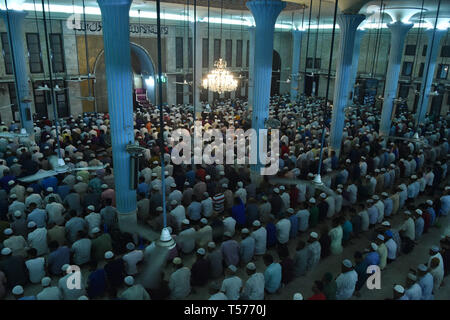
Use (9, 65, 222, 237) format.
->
(0, 0, 448, 302)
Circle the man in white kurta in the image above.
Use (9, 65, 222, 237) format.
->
(169, 258, 191, 299)
(336, 259, 358, 300)
(241, 263, 264, 300)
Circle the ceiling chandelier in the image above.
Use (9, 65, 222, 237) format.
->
(202, 58, 238, 94)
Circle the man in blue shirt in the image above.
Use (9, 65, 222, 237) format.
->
(263, 253, 281, 294)
(231, 197, 246, 227)
(288, 208, 299, 239)
(265, 217, 277, 248)
(364, 243, 380, 266)
(137, 176, 149, 197)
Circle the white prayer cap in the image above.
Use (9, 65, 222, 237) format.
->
(342, 259, 353, 268)
(308, 173, 314, 178)
(309, 198, 316, 204)
(205, 175, 211, 181)
(372, 195, 379, 200)
(76, 176, 83, 181)
(182, 219, 190, 225)
(381, 221, 391, 227)
(426, 200, 433, 206)
(337, 184, 343, 189)
(407, 273, 417, 281)
(1, 247, 11, 256)
(173, 257, 182, 265)
(365, 175, 371, 179)
(126, 242, 135, 251)
(273, 188, 279, 194)
(156, 207, 163, 212)
(170, 200, 178, 206)
(219, 171, 225, 176)
(228, 265, 237, 273)
(26, 187, 34, 193)
(417, 264, 427, 272)
(197, 248, 206, 255)
(46, 186, 54, 192)
(252, 220, 261, 227)
(336, 189, 342, 194)
(7, 180, 15, 186)
(241, 228, 249, 234)
(152, 185, 160, 191)
(411, 175, 417, 180)
(262, 195, 268, 201)
(208, 242, 216, 249)
(279, 185, 285, 191)
(10, 194, 17, 199)
(246, 262, 256, 271)
(153, 161, 158, 165)
(394, 285, 405, 294)
(371, 243, 378, 251)
(78, 296, 89, 300)
(415, 209, 422, 215)
(224, 231, 232, 238)
(203, 192, 209, 197)
(346, 159, 351, 164)
(41, 277, 51, 287)
(104, 251, 114, 259)
(381, 192, 389, 197)
(293, 293, 304, 300)
(3, 228, 12, 236)
(12, 285, 23, 296)
(152, 173, 158, 177)
(310, 232, 318, 239)
(200, 218, 208, 225)
(87, 205, 95, 211)
(431, 245, 440, 253)
(170, 183, 177, 188)
(92, 227, 100, 234)
(377, 234, 385, 241)
(27, 221, 36, 228)
(222, 183, 228, 188)
(287, 208, 294, 214)
(320, 193, 327, 199)
(61, 264, 70, 272)
(101, 184, 108, 189)
(124, 276, 134, 286)
(404, 210, 411, 216)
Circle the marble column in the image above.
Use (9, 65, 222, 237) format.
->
(415, 29, 446, 124)
(290, 29, 303, 101)
(247, 0, 286, 176)
(191, 21, 204, 117)
(97, 0, 137, 229)
(0, 10, 33, 135)
(379, 21, 413, 137)
(348, 28, 366, 105)
(247, 26, 255, 111)
(329, 14, 365, 157)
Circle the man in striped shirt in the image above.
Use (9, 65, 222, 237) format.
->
(213, 186, 226, 214)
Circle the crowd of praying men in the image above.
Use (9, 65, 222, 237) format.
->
(0, 94, 448, 300)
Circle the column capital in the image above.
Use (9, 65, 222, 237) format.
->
(425, 28, 446, 43)
(336, 14, 366, 34)
(292, 29, 304, 37)
(387, 21, 413, 37)
(246, 0, 286, 26)
(97, 0, 132, 9)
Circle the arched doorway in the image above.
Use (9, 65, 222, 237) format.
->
(271, 50, 281, 96)
(93, 43, 156, 113)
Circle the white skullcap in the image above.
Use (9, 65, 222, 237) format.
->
(46, 187, 53, 192)
(182, 219, 190, 225)
(377, 234, 385, 241)
(156, 207, 163, 212)
(197, 248, 206, 255)
(381, 192, 389, 197)
(152, 185, 160, 191)
(76, 176, 83, 181)
(126, 242, 135, 251)
(153, 161, 158, 165)
(219, 171, 225, 176)
(381, 221, 391, 227)
(200, 218, 208, 225)
(407, 273, 417, 281)
(87, 205, 95, 211)
(320, 193, 327, 199)
(170, 200, 178, 206)
(241, 228, 249, 234)
(394, 285, 405, 294)
(27, 221, 36, 228)
(426, 200, 433, 206)
(7, 180, 15, 186)
(310, 232, 318, 239)
(3, 228, 12, 236)
(309, 198, 316, 204)
(78, 295, 89, 300)
(346, 159, 351, 164)
(170, 183, 177, 188)
(152, 173, 158, 177)
(222, 183, 228, 188)
(404, 210, 411, 216)
(252, 220, 261, 227)
(228, 265, 237, 273)
(41, 277, 51, 287)
(411, 175, 417, 180)
(173, 257, 182, 265)
(342, 259, 353, 268)
(10, 194, 17, 199)
(203, 192, 209, 197)
(12, 285, 24, 296)
(371, 243, 378, 251)
(104, 251, 114, 259)
(374, 169, 380, 173)
(101, 184, 108, 189)
(246, 262, 256, 271)
(224, 231, 232, 238)
(431, 246, 440, 253)
(279, 185, 285, 191)
(92, 227, 100, 234)
(26, 187, 33, 193)
(273, 188, 279, 194)
(208, 242, 216, 249)
(124, 276, 134, 286)
(1, 247, 11, 255)
(293, 293, 303, 300)
(61, 264, 70, 272)
(372, 195, 379, 200)
(415, 209, 422, 215)
(417, 264, 427, 272)
(287, 208, 294, 214)
(336, 189, 343, 194)
(205, 175, 211, 180)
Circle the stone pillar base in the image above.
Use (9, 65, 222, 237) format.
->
(118, 210, 138, 234)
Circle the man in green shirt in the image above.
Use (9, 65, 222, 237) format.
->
(322, 272, 337, 300)
(308, 198, 319, 228)
(90, 227, 112, 269)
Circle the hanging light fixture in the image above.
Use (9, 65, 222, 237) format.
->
(202, 0, 237, 94)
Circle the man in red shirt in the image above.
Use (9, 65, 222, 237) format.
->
(308, 280, 327, 300)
